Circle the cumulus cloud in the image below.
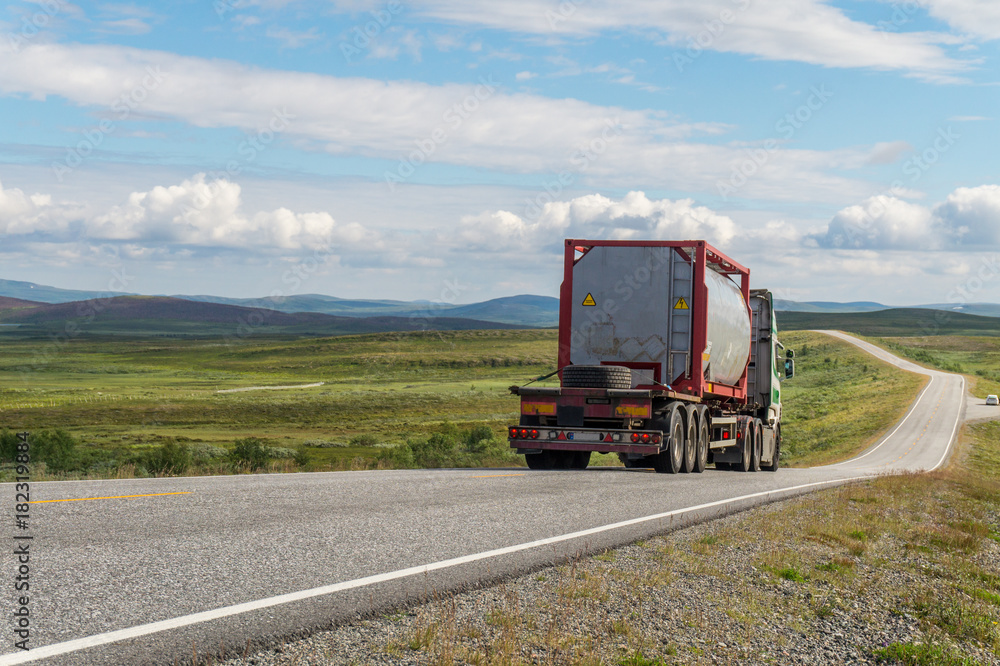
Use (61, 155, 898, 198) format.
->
(935, 184, 1000, 245)
(456, 191, 737, 252)
(90, 174, 376, 250)
(0, 179, 81, 236)
(817, 185, 1000, 249)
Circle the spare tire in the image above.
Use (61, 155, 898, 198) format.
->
(562, 365, 632, 389)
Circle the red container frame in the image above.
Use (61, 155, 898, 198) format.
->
(556, 239, 751, 402)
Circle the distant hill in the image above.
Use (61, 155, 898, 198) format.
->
(775, 299, 889, 313)
(2, 278, 998, 329)
(774, 299, 1000, 318)
(0, 296, 526, 337)
(777, 308, 1000, 337)
(0, 278, 133, 303)
(0, 296, 45, 310)
(179, 293, 560, 326)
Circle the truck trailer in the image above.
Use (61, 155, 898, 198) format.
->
(508, 239, 793, 473)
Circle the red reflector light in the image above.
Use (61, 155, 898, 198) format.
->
(631, 433, 639, 443)
(520, 429, 529, 438)
(641, 433, 651, 443)
(722, 431, 730, 440)
(530, 429, 539, 439)
(509, 427, 517, 438)
(736, 431, 742, 440)
(652, 435, 661, 444)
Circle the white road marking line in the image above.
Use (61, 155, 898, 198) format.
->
(0, 476, 868, 664)
(931, 375, 966, 472)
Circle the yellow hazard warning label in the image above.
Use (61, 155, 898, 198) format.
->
(582, 293, 597, 306)
(674, 296, 689, 310)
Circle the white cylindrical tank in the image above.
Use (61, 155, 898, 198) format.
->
(704, 268, 751, 385)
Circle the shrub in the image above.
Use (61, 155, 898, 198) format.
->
(230, 437, 272, 471)
(146, 441, 191, 475)
(0, 431, 21, 462)
(349, 434, 379, 447)
(190, 444, 227, 464)
(293, 448, 310, 466)
(30, 430, 79, 472)
(265, 446, 298, 459)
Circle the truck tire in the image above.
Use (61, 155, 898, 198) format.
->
(694, 406, 709, 473)
(765, 425, 781, 472)
(682, 405, 697, 473)
(561, 365, 632, 389)
(751, 419, 762, 472)
(738, 422, 752, 472)
(652, 407, 685, 474)
(570, 451, 591, 470)
(525, 451, 553, 470)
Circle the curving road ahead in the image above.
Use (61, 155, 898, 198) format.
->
(0, 332, 972, 665)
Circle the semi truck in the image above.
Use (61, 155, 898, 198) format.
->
(508, 239, 793, 473)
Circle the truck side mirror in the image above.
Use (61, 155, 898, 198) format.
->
(784, 358, 795, 379)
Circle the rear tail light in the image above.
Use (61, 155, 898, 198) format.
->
(631, 433, 639, 443)
(530, 429, 539, 439)
(641, 433, 651, 443)
(509, 427, 518, 439)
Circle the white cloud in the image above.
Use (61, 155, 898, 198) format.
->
(98, 18, 151, 35)
(265, 26, 323, 49)
(89, 174, 378, 251)
(817, 185, 1000, 249)
(0, 41, 881, 203)
(456, 191, 737, 252)
(922, 0, 1000, 40)
(935, 184, 1000, 245)
(820, 195, 938, 250)
(0, 179, 81, 235)
(330, 0, 973, 78)
(866, 141, 913, 165)
(514, 70, 536, 81)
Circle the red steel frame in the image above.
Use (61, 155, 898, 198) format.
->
(556, 239, 751, 402)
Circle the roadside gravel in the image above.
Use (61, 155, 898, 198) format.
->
(218, 477, 1000, 666)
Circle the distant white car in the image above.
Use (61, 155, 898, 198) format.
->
(987, 395, 999, 406)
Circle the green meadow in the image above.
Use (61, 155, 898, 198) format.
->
(0, 325, 943, 478)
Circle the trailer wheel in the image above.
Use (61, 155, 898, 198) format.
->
(694, 406, 709, 473)
(681, 405, 697, 473)
(751, 420, 762, 472)
(652, 407, 684, 474)
(570, 451, 591, 470)
(525, 451, 554, 470)
(561, 365, 633, 389)
(765, 425, 781, 472)
(738, 422, 752, 472)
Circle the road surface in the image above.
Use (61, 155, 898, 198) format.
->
(0, 332, 975, 665)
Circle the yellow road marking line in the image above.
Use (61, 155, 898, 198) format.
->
(30, 492, 192, 504)
(470, 474, 525, 478)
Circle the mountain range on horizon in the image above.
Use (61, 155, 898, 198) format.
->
(1, 278, 999, 331)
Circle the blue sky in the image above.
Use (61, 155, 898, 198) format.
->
(1, 0, 999, 306)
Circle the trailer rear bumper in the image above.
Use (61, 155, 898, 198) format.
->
(508, 426, 662, 456)
(511, 441, 660, 455)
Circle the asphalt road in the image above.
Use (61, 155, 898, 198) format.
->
(0, 332, 974, 665)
